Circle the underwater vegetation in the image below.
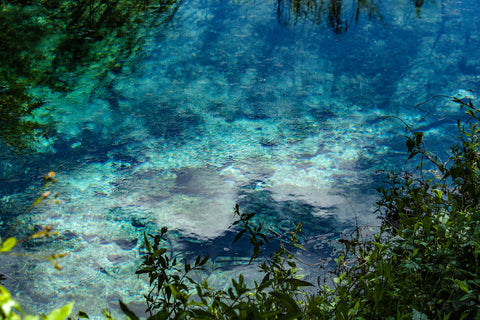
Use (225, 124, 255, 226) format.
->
(0, 0, 181, 152)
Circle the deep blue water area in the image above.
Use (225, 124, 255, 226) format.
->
(1, 0, 480, 316)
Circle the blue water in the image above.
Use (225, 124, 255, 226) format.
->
(1, 0, 479, 316)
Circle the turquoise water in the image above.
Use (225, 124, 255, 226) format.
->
(1, 0, 479, 316)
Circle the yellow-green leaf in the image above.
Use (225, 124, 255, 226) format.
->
(45, 302, 74, 320)
(454, 279, 469, 293)
(0, 237, 17, 252)
(0, 285, 22, 316)
(0, 285, 12, 303)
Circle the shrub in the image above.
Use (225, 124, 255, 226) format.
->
(129, 97, 480, 319)
(132, 205, 331, 319)
(334, 97, 480, 319)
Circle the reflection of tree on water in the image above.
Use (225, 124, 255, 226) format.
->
(276, 0, 382, 32)
(276, 0, 424, 32)
(0, 0, 182, 152)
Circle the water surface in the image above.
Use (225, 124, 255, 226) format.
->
(1, 0, 479, 316)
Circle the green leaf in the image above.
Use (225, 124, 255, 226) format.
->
(0, 285, 22, 315)
(195, 255, 201, 266)
(423, 217, 432, 234)
(454, 279, 469, 293)
(257, 274, 273, 292)
(169, 285, 189, 303)
(45, 302, 74, 320)
(184, 260, 191, 273)
(77, 311, 89, 319)
(408, 150, 418, 160)
(244, 212, 256, 221)
(270, 291, 301, 314)
(0, 237, 17, 252)
(135, 266, 156, 274)
(414, 131, 424, 145)
(199, 255, 209, 266)
(285, 278, 314, 288)
(406, 138, 415, 153)
(32, 198, 43, 206)
(151, 248, 167, 260)
(433, 189, 443, 200)
(293, 243, 307, 251)
(233, 229, 247, 245)
(144, 232, 151, 252)
(119, 301, 139, 320)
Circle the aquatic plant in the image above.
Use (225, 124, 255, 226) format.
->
(276, 0, 430, 31)
(0, 83, 47, 152)
(0, 2, 54, 151)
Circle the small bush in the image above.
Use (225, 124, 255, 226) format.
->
(129, 97, 480, 319)
(334, 97, 480, 319)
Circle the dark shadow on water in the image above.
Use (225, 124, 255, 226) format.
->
(173, 186, 349, 270)
(139, 101, 205, 142)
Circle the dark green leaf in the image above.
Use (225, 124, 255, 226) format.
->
(270, 291, 301, 314)
(199, 255, 209, 266)
(144, 232, 151, 252)
(151, 248, 167, 260)
(285, 278, 314, 288)
(233, 229, 247, 244)
(119, 301, 139, 320)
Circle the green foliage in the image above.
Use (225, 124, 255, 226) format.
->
(133, 205, 335, 319)
(0, 220, 72, 320)
(0, 172, 73, 320)
(333, 97, 480, 319)
(0, 238, 17, 253)
(124, 97, 480, 320)
(0, 284, 73, 320)
(0, 77, 48, 151)
(1, 171, 66, 284)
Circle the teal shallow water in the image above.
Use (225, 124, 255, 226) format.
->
(1, 0, 480, 316)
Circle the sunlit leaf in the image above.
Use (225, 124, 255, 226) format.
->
(0, 237, 17, 252)
(45, 302, 74, 320)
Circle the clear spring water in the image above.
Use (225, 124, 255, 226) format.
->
(1, 0, 480, 316)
